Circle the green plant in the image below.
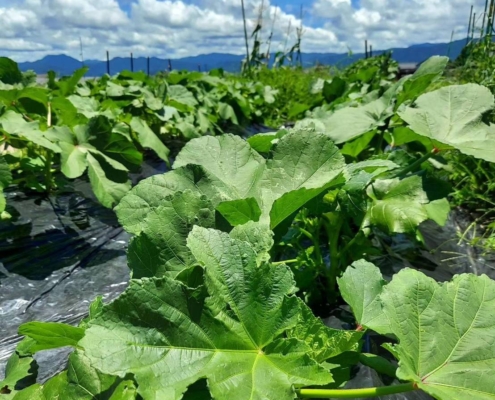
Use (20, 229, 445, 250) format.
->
(0, 58, 279, 211)
(3, 71, 495, 398)
(2, 213, 495, 399)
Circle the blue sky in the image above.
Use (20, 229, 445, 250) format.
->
(0, 0, 484, 62)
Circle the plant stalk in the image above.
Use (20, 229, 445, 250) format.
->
(241, 0, 251, 74)
(296, 382, 417, 399)
(273, 259, 298, 266)
(45, 102, 53, 193)
(393, 150, 437, 178)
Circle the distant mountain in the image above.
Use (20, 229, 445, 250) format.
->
(17, 38, 468, 76)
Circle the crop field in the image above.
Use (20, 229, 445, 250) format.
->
(1, 32, 495, 400)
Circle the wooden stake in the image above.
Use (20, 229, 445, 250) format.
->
(106, 50, 110, 75)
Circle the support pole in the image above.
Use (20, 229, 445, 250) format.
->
(467, 5, 474, 44)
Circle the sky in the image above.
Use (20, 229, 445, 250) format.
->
(0, 0, 487, 62)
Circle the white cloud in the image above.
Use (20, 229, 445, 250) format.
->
(314, 0, 485, 50)
(0, 0, 486, 62)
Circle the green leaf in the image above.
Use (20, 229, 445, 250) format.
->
(341, 261, 495, 399)
(0, 57, 22, 84)
(65, 352, 137, 400)
(58, 141, 88, 179)
(378, 267, 495, 400)
(0, 192, 6, 214)
(288, 103, 311, 119)
(79, 227, 331, 400)
(130, 117, 170, 163)
(50, 125, 92, 179)
(424, 198, 450, 226)
(396, 56, 448, 106)
(386, 126, 434, 149)
(115, 165, 221, 235)
(229, 221, 274, 265)
(218, 102, 238, 124)
(364, 176, 448, 234)
(337, 260, 390, 334)
(119, 129, 345, 234)
(247, 130, 287, 153)
(176, 120, 200, 139)
(0, 353, 38, 399)
(0, 154, 12, 190)
(127, 190, 215, 278)
(57, 67, 89, 97)
(68, 95, 100, 118)
(216, 198, 262, 226)
(322, 77, 346, 103)
(11, 352, 137, 400)
(51, 96, 86, 127)
(17, 87, 49, 109)
(174, 134, 266, 199)
(399, 84, 495, 162)
(0, 111, 61, 153)
(341, 130, 377, 158)
(358, 353, 397, 378)
(86, 152, 131, 208)
(18, 322, 85, 353)
(86, 116, 142, 170)
(317, 96, 393, 144)
(288, 299, 363, 363)
(168, 85, 198, 107)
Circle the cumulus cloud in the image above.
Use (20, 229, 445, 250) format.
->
(313, 0, 485, 49)
(0, 0, 485, 62)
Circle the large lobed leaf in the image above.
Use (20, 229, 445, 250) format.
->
(9, 352, 137, 400)
(127, 190, 215, 278)
(363, 176, 450, 234)
(0, 111, 61, 153)
(339, 261, 495, 400)
(399, 84, 495, 162)
(79, 227, 341, 400)
(116, 128, 345, 233)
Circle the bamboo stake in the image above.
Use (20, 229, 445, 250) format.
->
(265, 4, 278, 62)
(486, 0, 494, 36)
(481, 0, 489, 38)
(471, 12, 477, 42)
(467, 5, 473, 44)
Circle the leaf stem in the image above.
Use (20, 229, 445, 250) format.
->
(272, 259, 298, 266)
(296, 382, 417, 399)
(393, 150, 437, 178)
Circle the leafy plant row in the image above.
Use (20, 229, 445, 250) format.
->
(3, 71, 495, 398)
(0, 58, 277, 212)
